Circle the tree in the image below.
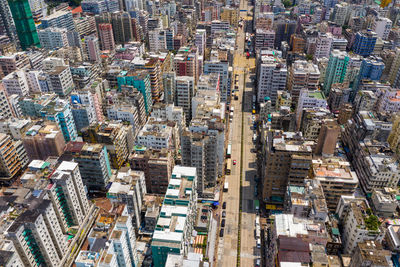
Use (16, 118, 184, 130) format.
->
(282, 0, 292, 8)
(306, 54, 313, 61)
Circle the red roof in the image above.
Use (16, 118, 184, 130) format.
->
(71, 6, 82, 14)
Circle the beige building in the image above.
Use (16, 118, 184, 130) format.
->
(310, 157, 358, 210)
(287, 60, 320, 106)
(220, 7, 238, 26)
(129, 148, 173, 194)
(0, 133, 21, 184)
(262, 131, 313, 203)
(22, 123, 66, 161)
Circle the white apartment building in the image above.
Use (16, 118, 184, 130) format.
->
(372, 17, 392, 40)
(377, 87, 400, 113)
(25, 70, 43, 93)
(148, 29, 167, 52)
(296, 89, 327, 128)
(195, 29, 206, 57)
(114, 209, 139, 267)
(203, 60, 229, 102)
(5, 199, 66, 267)
(46, 66, 74, 96)
(107, 169, 147, 228)
(107, 105, 139, 132)
(3, 70, 29, 96)
(0, 84, 14, 119)
(38, 27, 69, 50)
(332, 3, 349, 26)
(151, 102, 185, 130)
(0, 239, 24, 267)
(175, 76, 195, 123)
(338, 197, 381, 254)
(42, 57, 66, 72)
(314, 33, 333, 59)
(135, 121, 174, 149)
(49, 161, 90, 228)
(110, 229, 132, 267)
(255, 29, 275, 50)
(360, 154, 400, 193)
(257, 55, 287, 104)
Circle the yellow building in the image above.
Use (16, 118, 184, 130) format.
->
(388, 115, 400, 154)
(221, 7, 239, 27)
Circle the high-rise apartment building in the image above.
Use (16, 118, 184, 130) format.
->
(98, 23, 115, 51)
(5, 199, 67, 267)
(0, 84, 14, 119)
(315, 119, 340, 156)
(129, 147, 173, 194)
(117, 70, 153, 114)
(314, 33, 333, 59)
(64, 141, 112, 192)
(372, 17, 392, 40)
(257, 54, 287, 104)
(81, 122, 134, 169)
(255, 29, 275, 50)
(40, 99, 77, 142)
(295, 89, 327, 129)
(7, 0, 40, 50)
(107, 168, 146, 229)
(332, 3, 348, 26)
(352, 56, 384, 99)
(0, 52, 30, 78)
(175, 76, 195, 124)
(0, 133, 21, 183)
(82, 35, 101, 62)
(352, 30, 377, 57)
(310, 157, 358, 210)
(2, 70, 29, 96)
(174, 46, 199, 82)
(0, 0, 18, 46)
(22, 123, 66, 160)
(41, 10, 75, 31)
(287, 60, 320, 106)
(151, 166, 197, 267)
(195, 29, 206, 58)
(82, 0, 120, 14)
(50, 161, 90, 226)
(148, 28, 167, 52)
(323, 50, 362, 95)
(181, 119, 225, 196)
(203, 60, 229, 102)
(262, 131, 313, 204)
(38, 27, 69, 50)
(46, 66, 75, 96)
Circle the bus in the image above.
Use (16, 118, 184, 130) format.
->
(226, 144, 232, 158)
(254, 200, 260, 211)
(226, 159, 232, 175)
(224, 182, 229, 192)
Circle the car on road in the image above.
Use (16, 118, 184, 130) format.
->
(223, 202, 227, 209)
(255, 258, 261, 267)
(222, 211, 226, 218)
(233, 160, 237, 165)
(220, 229, 224, 237)
(221, 219, 226, 227)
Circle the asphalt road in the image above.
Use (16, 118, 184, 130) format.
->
(217, 0, 258, 265)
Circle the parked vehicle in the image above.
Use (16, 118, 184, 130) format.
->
(222, 211, 226, 218)
(221, 219, 226, 227)
(220, 229, 224, 237)
(223, 202, 227, 209)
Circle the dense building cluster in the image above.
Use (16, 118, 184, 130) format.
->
(2, 0, 400, 265)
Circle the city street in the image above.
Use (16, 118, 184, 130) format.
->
(217, 0, 258, 265)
